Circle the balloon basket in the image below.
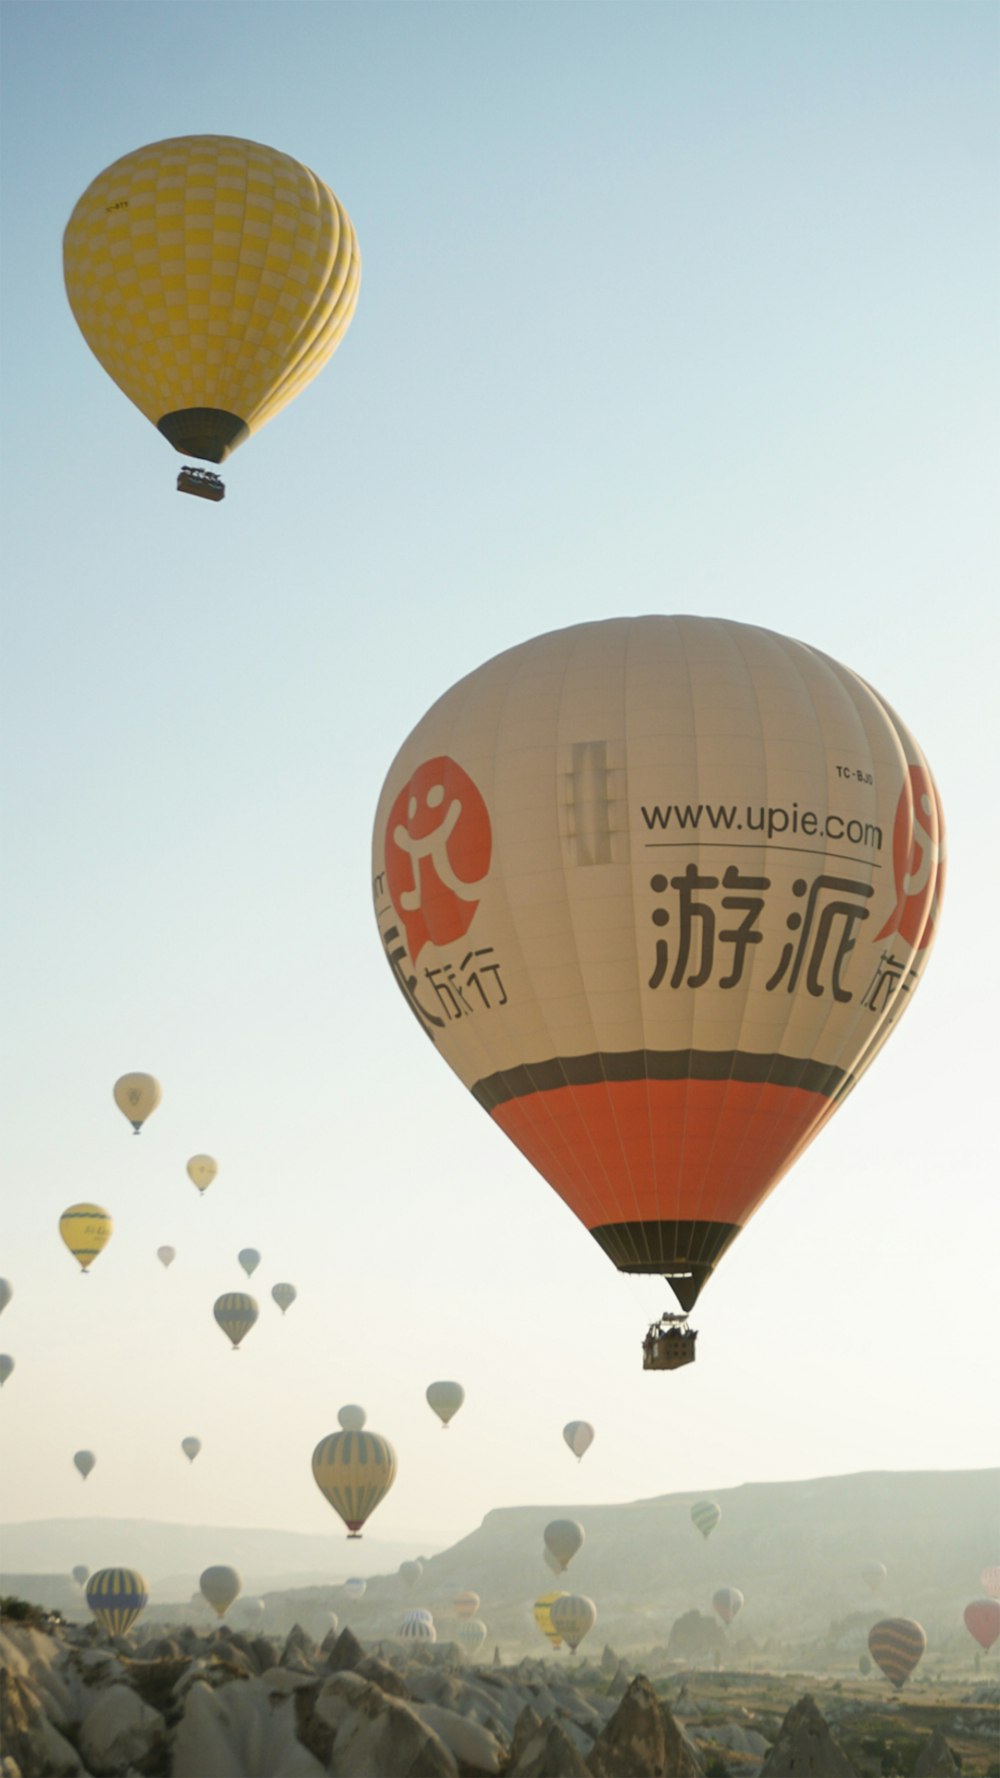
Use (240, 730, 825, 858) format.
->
(177, 467, 225, 502)
(643, 1314, 697, 1371)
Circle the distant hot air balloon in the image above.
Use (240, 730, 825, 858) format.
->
(691, 1500, 721, 1540)
(426, 1381, 464, 1428)
(551, 1594, 597, 1654)
(343, 1577, 367, 1602)
(59, 1204, 112, 1273)
(563, 1422, 595, 1462)
(0, 1279, 11, 1315)
(73, 1450, 96, 1480)
(454, 1591, 480, 1620)
(213, 1292, 258, 1350)
(112, 1073, 161, 1134)
(271, 1282, 297, 1314)
(157, 1246, 176, 1269)
(63, 135, 361, 500)
(187, 1156, 218, 1195)
(372, 617, 944, 1349)
(544, 1521, 584, 1572)
(456, 1618, 488, 1658)
(400, 1560, 423, 1590)
(200, 1565, 242, 1618)
(85, 1568, 148, 1636)
(401, 1609, 436, 1642)
(312, 1430, 397, 1538)
(981, 1566, 1000, 1599)
(868, 1618, 927, 1688)
(533, 1591, 568, 1652)
(713, 1587, 744, 1626)
(338, 1404, 367, 1432)
(964, 1599, 1000, 1652)
(0, 1355, 13, 1386)
(862, 1561, 888, 1593)
(72, 1565, 89, 1587)
(181, 1437, 201, 1463)
(859, 1654, 872, 1676)
(238, 1248, 261, 1278)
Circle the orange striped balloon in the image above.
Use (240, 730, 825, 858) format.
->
(868, 1618, 927, 1688)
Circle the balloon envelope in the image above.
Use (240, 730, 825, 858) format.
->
(343, 1578, 367, 1601)
(187, 1156, 218, 1194)
(868, 1618, 927, 1688)
(453, 1592, 480, 1619)
(980, 1566, 1000, 1599)
(271, 1282, 297, 1314)
(112, 1073, 161, 1133)
(533, 1591, 568, 1651)
(200, 1565, 242, 1617)
(0, 1279, 11, 1315)
(312, 1430, 397, 1537)
(691, 1500, 721, 1539)
(338, 1404, 367, 1432)
(426, 1380, 464, 1427)
(238, 1248, 261, 1278)
(72, 1565, 89, 1587)
(73, 1450, 96, 1480)
(456, 1618, 488, 1657)
(550, 1594, 597, 1653)
(544, 1520, 584, 1571)
(64, 136, 360, 468)
(59, 1205, 112, 1273)
(213, 1293, 258, 1350)
(964, 1599, 1000, 1652)
(0, 1355, 13, 1386)
(181, 1437, 201, 1463)
(862, 1561, 888, 1593)
(157, 1246, 176, 1269)
(563, 1421, 594, 1462)
(372, 616, 944, 1312)
(713, 1587, 744, 1625)
(400, 1560, 423, 1589)
(401, 1609, 436, 1641)
(85, 1568, 148, 1637)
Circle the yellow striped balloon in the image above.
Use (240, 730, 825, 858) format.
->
(85, 1567, 148, 1637)
(550, 1593, 597, 1654)
(868, 1618, 927, 1688)
(533, 1591, 568, 1651)
(213, 1292, 258, 1350)
(691, 1500, 721, 1539)
(64, 136, 360, 472)
(59, 1204, 113, 1273)
(312, 1429, 397, 1537)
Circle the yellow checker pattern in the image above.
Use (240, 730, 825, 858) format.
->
(63, 135, 360, 446)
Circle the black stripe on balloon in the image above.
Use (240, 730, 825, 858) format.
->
(472, 1049, 846, 1112)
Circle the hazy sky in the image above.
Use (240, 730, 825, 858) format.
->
(1, 1, 997, 1565)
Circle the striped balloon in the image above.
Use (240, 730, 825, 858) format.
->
(271, 1282, 297, 1314)
(964, 1599, 1000, 1652)
(85, 1567, 148, 1637)
(981, 1566, 1000, 1599)
(312, 1429, 397, 1537)
(550, 1593, 597, 1654)
(563, 1421, 595, 1462)
(401, 1609, 436, 1641)
(456, 1618, 488, 1658)
(59, 1204, 113, 1273)
(454, 1591, 480, 1620)
(868, 1618, 927, 1688)
(691, 1500, 721, 1539)
(713, 1586, 744, 1626)
(213, 1292, 258, 1350)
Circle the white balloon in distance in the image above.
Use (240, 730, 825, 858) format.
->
(371, 616, 944, 1319)
(338, 1404, 367, 1431)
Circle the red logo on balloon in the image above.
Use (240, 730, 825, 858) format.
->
(874, 765, 945, 951)
(385, 757, 492, 962)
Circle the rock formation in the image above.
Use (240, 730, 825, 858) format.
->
(759, 1695, 858, 1778)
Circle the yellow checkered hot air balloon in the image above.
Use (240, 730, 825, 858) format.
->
(59, 1204, 113, 1274)
(311, 1429, 397, 1538)
(85, 1567, 148, 1637)
(63, 135, 360, 501)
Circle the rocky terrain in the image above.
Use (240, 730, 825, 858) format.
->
(1, 1605, 996, 1778)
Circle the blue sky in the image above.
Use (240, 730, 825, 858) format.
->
(0, 2, 997, 1561)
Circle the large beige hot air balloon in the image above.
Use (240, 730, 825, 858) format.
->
(64, 136, 360, 500)
(312, 1429, 397, 1537)
(372, 617, 944, 1353)
(113, 1074, 161, 1134)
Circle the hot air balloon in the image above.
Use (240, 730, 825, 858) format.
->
(691, 1500, 721, 1540)
(544, 1521, 584, 1572)
(63, 136, 360, 501)
(400, 1560, 423, 1590)
(312, 1430, 397, 1538)
(372, 617, 944, 1357)
(0, 1355, 13, 1386)
(200, 1565, 242, 1618)
(272, 1282, 297, 1314)
(73, 1450, 96, 1480)
(238, 1248, 261, 1278)
(0, 1279, 11, 1315)
(85, 1568, 148, 1636)
(859, 1654, 872, 1676)
(72, 1565, 89, 1587)
(181, 1437, 201, 1463)
(401, 1609, 436, 1642)
(187, 1156, 218, 1195)
(981, 1567, 1000, 1599)
(456, 1618, 488, 1658)
(964, 1599, 1000, 1652)
(213, 1292, 258, 1350)
(343, 1577, 367, 1602)
(713, 1587, 744, 1626)
(112, 1074, 161, 1134)
(862, 1561, 888, 1593)
(59, 1204, 112, 1273)
(563, 1422, 595, 1462)
(454, 1591, 480, 1620)
(551, 1594, 597, 1654)
(426, 1380, 464, 1428)
(868, 1618, 926, 1688)
(533, 1592, 568, 1652)
(338, 1404, 367, 1432)
(157, 1246, 176, 1269)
